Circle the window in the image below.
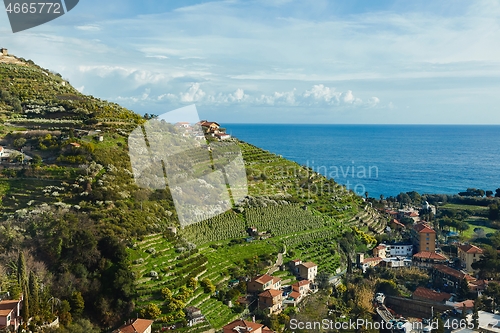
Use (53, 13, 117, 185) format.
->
(426, 237, 429, 241)
(426, 247, 429, 251)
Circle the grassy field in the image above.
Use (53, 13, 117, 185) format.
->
(440, 203, 489, 211)
(461, 218, 499, 239)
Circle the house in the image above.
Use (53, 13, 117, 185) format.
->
(446, 300, 475, 314)
(457, 244, 483, 272)
(286, 291, 302, 304)
(373, 245, 387, 258)
(431, 264, 475, 291)
(215, 133, 231, 140)
(185, 306, 205, 327)
(0, 48, 7, 56)
(411, 223, 436, 252)
(0, 297, 22, 332)
(291, 280, 311, 296)
(386, 243, 413, 257)
(247, 274, 280, 293)
(258, 289, 283, 314)
(175, 122, 191, 129)
(297, 261, 318, 281)
(380, 257, 412, 268)
(390, 219, 406, 232)
(113, 318, 153, 333)
(199, 121, 220, 133)
(289, 259, 302, 274)
(412, 287, 452, 303)
(223, 319, 276, 333)
(412, 251, 448, 267)
(357, 253, 383, 272)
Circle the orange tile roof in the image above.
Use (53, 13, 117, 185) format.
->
(252, 274, 274, 285)
(363, 257, 383, 263)
(299, 261, 317, 269)
(458, 244, 483, 254)
(259, 289, 282, 298)
(272, 277, 282, 284)
(453, 300, 475, 309)
(413, 252, 447, 260)
(289, 291, 301, 299)
(413, 223, 435, 234)
(433, 264, 475, 281)
(292, 280, 310, 287)
(0, 299, 20, 315)
(224, 319, 265, 332)
(115, 319, 153, 333)
(413, 287, 452, 303)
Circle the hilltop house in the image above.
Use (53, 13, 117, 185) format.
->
(223, 319, 276, 333)
(0, 297, 23, 332)
(113, 318, 153, 333)
(457, 244, 483, 272)
(199, 121, 220, 134)
(247, 274, 281, 294)
(0, 48, 7, 56)
(258, 289, 283, 314)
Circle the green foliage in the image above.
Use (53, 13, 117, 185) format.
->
(141, 303, 161, 319)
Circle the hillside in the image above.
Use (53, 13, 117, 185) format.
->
(0, 55, 386, 332)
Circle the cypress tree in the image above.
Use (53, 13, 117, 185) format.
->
(29, 271, 39, 317)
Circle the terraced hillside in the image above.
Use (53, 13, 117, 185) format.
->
(0, 55, 387, 332)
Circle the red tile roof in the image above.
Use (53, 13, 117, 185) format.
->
(252, 274, 274, 285)
(413, 252, 447, 260)
(413, 287, 452, 303)
(259, 289, 282, 298)
(299, 261, 317, 269)
(413, 223, 435, 234)
(375, 244, 386, 250)
(458, 244, 483, 254)
(292, 280, 310, 287)
(115, 319, 153, 333)
(391, 219, 406, 228)
(433, 265, 476, 281)
(363, 257, 383, 263)
(289, 291, 301, 299)
(453, 300, 475, 309)
(223, 319, 264, 332)
(272, 277, 281, 285)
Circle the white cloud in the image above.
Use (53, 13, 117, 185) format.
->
(179, 83, 206, 102)
(75, 25, 101, 32)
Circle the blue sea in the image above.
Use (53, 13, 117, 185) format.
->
(224, 124, 500, 198)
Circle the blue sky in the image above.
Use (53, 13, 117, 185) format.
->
(1, 0, 500, 124)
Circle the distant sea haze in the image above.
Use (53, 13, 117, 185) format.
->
(224, 124, 500, 198)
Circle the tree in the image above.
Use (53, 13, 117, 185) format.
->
(486, 190, 494, 198)
(472, 301, 479, 329)
(161, 287, 172, 301)
(457, 278, 470, 301)
(489, 203, 499, 221)
(316, 271, 330, 289)
(187, 277, 197, 289)
(13, 137, 27, 149)
(142, 303, 161, 319)
(28, 271, 39, 317)
(71, 291, 85, 317)
(496, 188, 500, 198)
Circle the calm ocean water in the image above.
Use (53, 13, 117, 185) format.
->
(224, 124, 500, 198)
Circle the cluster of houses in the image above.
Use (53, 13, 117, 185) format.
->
(174, 120, 232, 141)
(241, 259, 318, 315)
